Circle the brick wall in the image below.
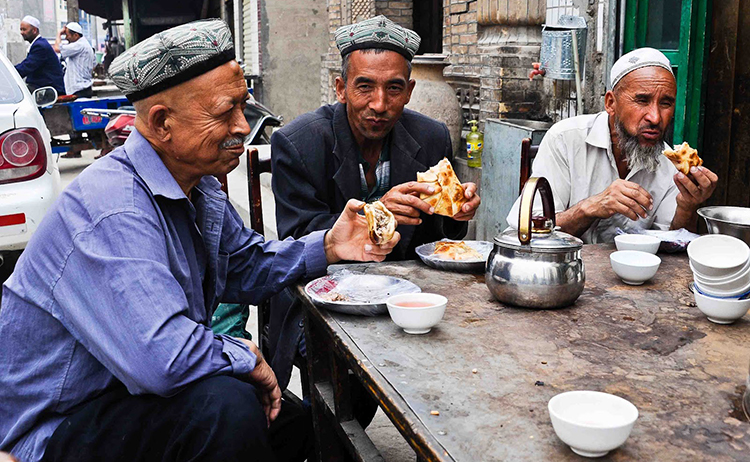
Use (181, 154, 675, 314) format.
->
(443, 0, 480, 79)
(375, 0, 412, 29)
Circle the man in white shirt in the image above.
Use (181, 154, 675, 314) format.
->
(507, 48, 718, 243)
(53, 21, 95, 159)
(53, 21, 94, 97)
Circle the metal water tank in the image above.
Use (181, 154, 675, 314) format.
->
(540, 15, 587, 80)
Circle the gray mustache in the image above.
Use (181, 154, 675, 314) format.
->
(220, 137, 244, 149)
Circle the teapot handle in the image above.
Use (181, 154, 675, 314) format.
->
(518, 177, 556, 245)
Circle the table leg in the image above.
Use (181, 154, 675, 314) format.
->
(305, 309, 349, 462)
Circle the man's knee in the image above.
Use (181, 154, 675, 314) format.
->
(183, 376, 266, 431)
(173, 376, 273, 460)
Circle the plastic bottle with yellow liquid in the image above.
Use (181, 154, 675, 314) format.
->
(466, 120, 483, 168)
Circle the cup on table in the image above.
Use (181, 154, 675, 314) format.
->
(688, 235, 750, 323)
(386, 293, 447, 335)
(609, 250, 661, 285)
(614, 234, 661, 254)
(688, 234, 750, 279)
(548, 390, 638, 458)
(693, 284, 750, 324)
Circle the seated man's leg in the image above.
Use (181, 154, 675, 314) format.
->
(42, 375, 310, 462)
(270, 288, 378, 428)
(269, 288, 304, 391)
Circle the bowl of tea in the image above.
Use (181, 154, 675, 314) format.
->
(385, 293, 447, 334)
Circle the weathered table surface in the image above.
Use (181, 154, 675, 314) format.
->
(295, 244, 750, 461)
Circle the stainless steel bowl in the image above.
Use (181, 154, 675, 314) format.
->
(698, 206, 750, 246)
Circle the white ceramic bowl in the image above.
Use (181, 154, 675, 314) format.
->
(693, 272, 750, 297)
(386, 293, 447, 334)
(548, 391, 639, 458)
(614, 234, 661, 254)
(610, 251, 661, 285)
(688, 234, 750, 278)
(690, 257, 750, 283)
(694, 289, 750, 324)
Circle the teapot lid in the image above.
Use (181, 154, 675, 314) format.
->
(494, 227, 583, 252)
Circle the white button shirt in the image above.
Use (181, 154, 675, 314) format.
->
(61, 36, 94, 94)
(506, 112, 679, 244)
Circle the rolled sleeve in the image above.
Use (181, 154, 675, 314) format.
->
(303, 229, 328, 278)
(218, 335, 257, 375)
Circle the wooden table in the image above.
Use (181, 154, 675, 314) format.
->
(294, 244, 750, 461)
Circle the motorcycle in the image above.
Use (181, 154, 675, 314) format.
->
(80, 92, 281, 150)
(79, 92, 283, 193)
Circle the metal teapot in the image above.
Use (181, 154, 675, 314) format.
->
(486, 177, 585, 308)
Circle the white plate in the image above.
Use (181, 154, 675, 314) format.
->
(415, 239, 493, 273)
(305, 271, 421, 316)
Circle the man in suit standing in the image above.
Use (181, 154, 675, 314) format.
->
(14, 16, 65, 95)
(267, 16, 481, 414)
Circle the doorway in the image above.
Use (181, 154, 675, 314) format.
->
(623, 0, 711, 150)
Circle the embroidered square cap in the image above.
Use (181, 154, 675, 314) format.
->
(610, 47, 674, 89)
(335, 15, 420, 61)
(109, 19, 235, 102)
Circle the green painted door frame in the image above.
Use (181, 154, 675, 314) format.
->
(623, 0, 711, 150)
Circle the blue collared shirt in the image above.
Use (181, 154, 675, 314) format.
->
(0, 129, 328, 462)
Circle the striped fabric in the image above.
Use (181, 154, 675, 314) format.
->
(358, 138, 391, 202)
(359, 159, 391, 202)
(61, 36, 94, 94)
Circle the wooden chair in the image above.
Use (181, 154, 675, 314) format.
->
(245, 148, 310, 405)
(520, 137, 540, 194)
(245, 148, 272, 358)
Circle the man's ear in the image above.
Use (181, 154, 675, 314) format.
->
(147, 105, 172, 142)
(604, 90, 616, 117)
(404, 79, 416, 105)
(334, 76, 347, 104)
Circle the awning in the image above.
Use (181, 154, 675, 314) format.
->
(79, 0, 123, 20)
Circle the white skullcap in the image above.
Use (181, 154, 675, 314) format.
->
(65, 22, 83, 35)
(21, 16, 40, 30)
(610, 47, 674, 89)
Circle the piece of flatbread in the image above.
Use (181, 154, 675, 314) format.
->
(663, 142, 702, 175)
(432, 241, 483, 261)
(364, 200, 396, 245)
(417, 158, 468, 217)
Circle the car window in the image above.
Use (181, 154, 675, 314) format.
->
(0, 64, 24, 104)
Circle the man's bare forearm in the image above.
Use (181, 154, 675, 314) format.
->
(670, 206, 698, 233)
(555, 200, 597, 238)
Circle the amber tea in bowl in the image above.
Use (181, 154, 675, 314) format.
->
(386, 293, 447, 334)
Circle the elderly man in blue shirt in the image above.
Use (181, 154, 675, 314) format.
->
(0, 19, 399, 462)
(14, 15, 64, 95)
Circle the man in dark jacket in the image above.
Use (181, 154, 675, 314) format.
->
(267, 16, 480, 405)
(14, 16, 64, 95)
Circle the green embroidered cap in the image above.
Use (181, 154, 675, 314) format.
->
(335, 15, 420, 61)
(108, 19, 235, 102)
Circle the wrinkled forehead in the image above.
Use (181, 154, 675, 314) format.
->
(180, 61, 248, 105)
(616, 66, 676, 95)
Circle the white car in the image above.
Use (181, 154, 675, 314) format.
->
(0, 52, 61, 278)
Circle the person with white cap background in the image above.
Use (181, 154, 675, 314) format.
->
(507, 47, 718, 243)
(14, 15, 65, 95)
(52, 21, 95, 159)
(52, 21, 94, 98)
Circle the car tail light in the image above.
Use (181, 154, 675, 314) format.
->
(0, 128, 47, 184)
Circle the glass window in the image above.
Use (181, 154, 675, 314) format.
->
(0, 65, 24, 105)
(645, 0, 682, 49)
